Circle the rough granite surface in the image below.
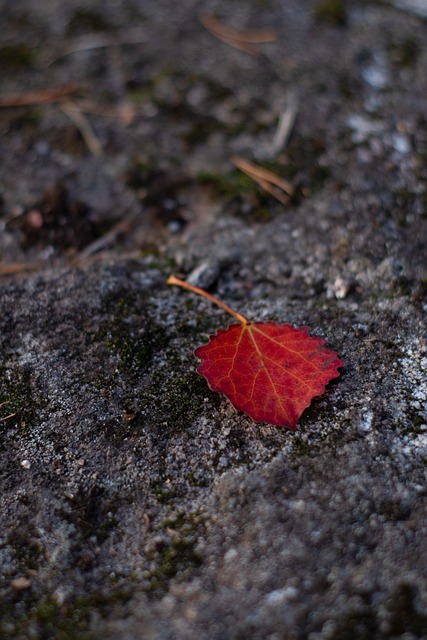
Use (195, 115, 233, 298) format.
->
(0, 1, 426, 638)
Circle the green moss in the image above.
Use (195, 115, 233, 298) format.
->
(162, 371, 215, 428)
(114, 358, 219, 499)
(143, 366, 219, 438)
(184, 469, 209, 488)
(153, 485, 179, 504)
(98, 292, 169, 381)
(103, 412, 140, 443)
(105, 322, 167, 376)
(0, 589, 131, 639)
(196, 167, 284, 222)
(7, 518, 45, 572)
(147, 514, 203, 595)
(96, 283, 220, 448)
(0, 44, 37, 70)
(400, 411, 425, 437)
(0, 600, 94, 640)
(198, 144, 330, 214)
(313, 0, 346, 25)
(0, 365, 47, 440)
(196, 169, 257, 200)
(291, 437, 313, 457)
(142, 251, 176, 273)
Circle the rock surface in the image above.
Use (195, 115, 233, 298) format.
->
(0, 1, 426, 638)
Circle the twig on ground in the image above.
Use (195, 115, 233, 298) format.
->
(0, 413, 16, 422)
(270, 94, 298, 157)
(231, 156, 294, 205)
(200, 14, 276, 55)
(0, 263, 37, 276)
(43, 30, 148, 68)
(0, 83, 81, 107)
(0, 401, 17, 422)
(59, 99, 104, 157)
(59, 99, 136, 124)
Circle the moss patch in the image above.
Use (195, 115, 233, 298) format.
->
(197, 135, 331, 219)
(0, 365, 47, 442)
(147, 512, 204, 596)
(98, 291, 169, 382)
(291, 437, 314, 457)
(0, 589, 131, 640)
(196, 169, 258, 200)
(151, 369, 217, 432)
(6, 517, 46, 574)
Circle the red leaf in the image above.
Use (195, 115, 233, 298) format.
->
(195, 322, 342, 429)
(167, 275, 343, 430)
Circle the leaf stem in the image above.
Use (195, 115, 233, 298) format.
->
(167, 275, 249, 324)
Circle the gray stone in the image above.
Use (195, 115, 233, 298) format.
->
(0, 0, 426, 638)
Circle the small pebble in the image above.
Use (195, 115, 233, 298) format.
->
(11, 576, 32, 591)
(186, 261, 220, 290)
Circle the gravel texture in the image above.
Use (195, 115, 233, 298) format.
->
(0, 1, 426, 638)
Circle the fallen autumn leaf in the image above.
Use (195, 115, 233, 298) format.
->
(167, 275, 343, 429)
